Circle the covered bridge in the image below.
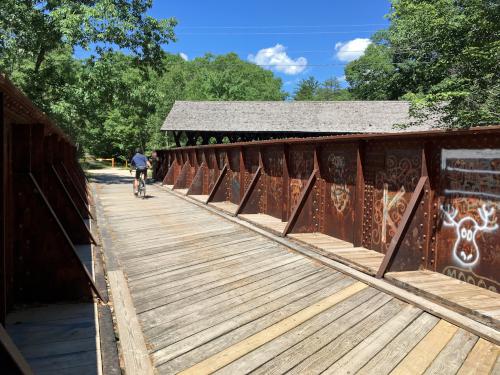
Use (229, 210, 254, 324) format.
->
(161, 100, 436, 146)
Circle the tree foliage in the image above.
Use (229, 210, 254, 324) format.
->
(345, 0, 500, 127)
(293, 76, 351, 101)
(0, 1, 284, 157)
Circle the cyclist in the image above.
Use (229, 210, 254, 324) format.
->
(130, 148, 151, 195)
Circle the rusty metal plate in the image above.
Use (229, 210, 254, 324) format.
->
(262, 147, 284, 219)
(288, 145, 314, 217)
(369, 147, 421, 253)
(319, 144, 357, 243)
(436, 149, 500, 292)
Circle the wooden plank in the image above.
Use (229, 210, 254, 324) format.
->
(160, 177, 500, 345)
(281, 298, 405, 375)
(424, 329, 478, 375)
(323, 305, 422, 374)
(358, 313, 440, 374)
(390, 319, 458, 374)
(172, 288, 381, 375)
(457, 338, 500, 374)
(177, 282, 367, 375)
(150, 272, 352, 365)
(140, 262, 321, 333)
(107, 270, 154, 375)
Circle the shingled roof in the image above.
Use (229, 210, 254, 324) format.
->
(161, 101, 436, 133)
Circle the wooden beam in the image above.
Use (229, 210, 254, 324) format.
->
(235, 166, 262, 216)
(0, 324, 33, 375)
(107, 270, 154, 375)
(282, 169, 318, 237)
(51, 165, 99, 246)
(207, 164, 228, 203)
(29, 173, 106, 302)
(376, 176, 429, 279)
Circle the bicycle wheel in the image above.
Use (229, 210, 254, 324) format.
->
(140, 179, 146, 199)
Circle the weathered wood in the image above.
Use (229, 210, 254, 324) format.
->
(358, 312, 440, 374)
(424, 328, 478, 375)
(386, 270, 500, 330)
(90, 168, 500, 375)
(323, 305, 422, 374)
(178, 282, 367, 375)
(390, 319, 459, 374)
(107, 270, 154, 375)
(456, 338, 500, 374)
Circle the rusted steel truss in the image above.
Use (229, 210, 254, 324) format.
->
(156, 126, 500, 293)
(1, 74, 102, 371)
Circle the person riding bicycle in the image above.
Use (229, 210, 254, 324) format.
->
(130, 148, 151, 195)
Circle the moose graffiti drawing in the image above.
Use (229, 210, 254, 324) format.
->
(441, 204, 498, 267)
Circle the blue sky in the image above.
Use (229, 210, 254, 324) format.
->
(94, 1, 392, 93)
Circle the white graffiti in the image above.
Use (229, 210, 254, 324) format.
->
(441, 204, 498, 267)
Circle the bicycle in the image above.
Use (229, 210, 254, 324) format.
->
(130, 168, 147, 199)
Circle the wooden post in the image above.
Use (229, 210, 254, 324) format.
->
(353, 141, 365, 247)
(376, 176, 428, 278)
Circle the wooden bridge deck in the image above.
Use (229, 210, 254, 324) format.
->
(92, 169, 500, 375)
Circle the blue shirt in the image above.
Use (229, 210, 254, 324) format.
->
(131, 153, 148, 168)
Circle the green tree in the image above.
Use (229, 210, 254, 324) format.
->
(0, 0, 177, 139)
(316, 77, 352, 101)
(293, 76, 320, 100)
(293, 76, 351, 101)
(344, 0, 500, 127)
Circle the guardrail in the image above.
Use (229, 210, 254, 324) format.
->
(155, 126, 500, 293)
(1, 74, 103, 372)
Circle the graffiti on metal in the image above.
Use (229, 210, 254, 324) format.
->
(441, 204, 498, 266)
(327, 154, 351, 213)
(372, 151, 421, 252)
(437, 148, 500, 288)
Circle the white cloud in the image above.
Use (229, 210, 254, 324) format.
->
(248, 44, 307, 75)
(335, 38, 371, 62)
(179, 52, 188, 61)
